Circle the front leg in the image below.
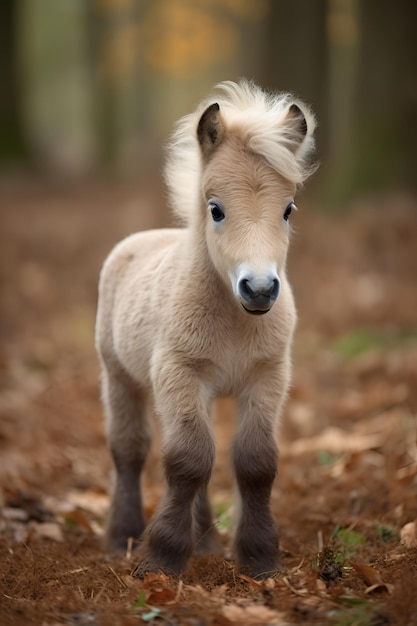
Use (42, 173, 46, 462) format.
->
(134, 418, 215, 576)
(193, 485, 220, 555)
(233, 363, 290, 578)
(233, 425, 279, 578)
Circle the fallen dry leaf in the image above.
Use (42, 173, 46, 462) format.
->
(64, 508, 93, 531)
(0, 507, 29, 522)
(223, 603, 285, 624)
(400, 520, 417, 548)
(286, 426, 384, 456)
(32, 521, 64, 542)
(349, 561, 393, 594)
(237, 573, 263, 588)
(143, 571, 171, 588)
(147, 587, 176, 604)
(262, 577, 276, 590)
(282, 575, 308, 596)
(140, 570, 178, 604)
(396, 464, 417, 482)
(12, 522, 31, 544)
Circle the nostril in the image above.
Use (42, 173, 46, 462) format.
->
(239, 278, 258, 300)
(267, 277, 280, 299)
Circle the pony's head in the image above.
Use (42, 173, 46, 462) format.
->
(166, 80, 317, 315)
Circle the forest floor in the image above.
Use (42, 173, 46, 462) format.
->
(1, 178, 417, 626)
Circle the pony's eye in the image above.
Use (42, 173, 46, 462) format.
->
(209, 200, 225, 223)
(283, 202, 295, 221)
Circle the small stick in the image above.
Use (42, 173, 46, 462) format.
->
(107, 565, 127, 588)
(173, 579, 183, 603)
(126, 536, 133, 561)
(282, 576, 308, 597)
(317, 530, 323, 552)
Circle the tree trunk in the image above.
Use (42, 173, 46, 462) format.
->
(0, 0, 27, 163)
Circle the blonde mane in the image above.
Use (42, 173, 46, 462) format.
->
(165, 80, 316, 225)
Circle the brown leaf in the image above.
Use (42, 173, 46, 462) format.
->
(349, 561, 393, 593)
(143, 571, 171, 589)
(65, 508, 93, 531)
(223, 603, 285, 624)
(286, 427, 384, 456)
(147, 587, 176, 605)
(32, 521, 64, 542)
(261, 577, 276, 590)
(400, 521, 417, 548)
(237, 573, 263, 588)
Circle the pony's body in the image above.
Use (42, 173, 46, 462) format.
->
(96, 81, 316, 578)
(100, 227, 295, 396)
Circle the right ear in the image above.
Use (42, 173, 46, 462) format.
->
(197, 103, 224, 158)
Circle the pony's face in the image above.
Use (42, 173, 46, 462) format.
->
(202, 139, 295, 315)
(196, 97, 311, 316)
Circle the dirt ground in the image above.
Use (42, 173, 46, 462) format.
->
(1, 177, 417, 626)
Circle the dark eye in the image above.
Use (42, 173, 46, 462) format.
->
(283, 202, 295, 221)
(209, 200, 225, 223)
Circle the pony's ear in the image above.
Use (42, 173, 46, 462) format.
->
(197, 103, 224, 158)
(285, 103, 309, 153)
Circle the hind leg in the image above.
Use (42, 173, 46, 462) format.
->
(193, 486, 220, 555)
(101, 365, 151, 552)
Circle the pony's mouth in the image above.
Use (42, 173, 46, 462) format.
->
(241, 304, 271, 315)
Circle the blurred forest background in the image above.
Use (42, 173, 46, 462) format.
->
(1, 0, 416, 203)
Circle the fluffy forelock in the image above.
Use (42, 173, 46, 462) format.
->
(165, 80, 316, 225)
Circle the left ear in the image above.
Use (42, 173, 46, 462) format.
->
(197, 103, 225, 158)
(284, 103, 309, 154)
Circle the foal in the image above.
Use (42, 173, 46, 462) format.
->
(96, 80, 316, 578)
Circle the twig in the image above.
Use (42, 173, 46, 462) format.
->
(107, 565, 127, 588)
(317, 530, 323, 552)
(238, 573, 263, 588)
(69, 567, 89, 574)
(126, 536, 133, 561)
(282, 576, 308, 597)
(290, 557, 305, 573)
(93, 584, 107, 604)
(172, 579, 183, 603)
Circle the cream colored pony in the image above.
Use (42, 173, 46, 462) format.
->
(96, 80, 316, 578)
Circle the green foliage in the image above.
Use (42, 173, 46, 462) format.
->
(318, 450, 338, 465)
(214, 501, 233, 534)
(332, 598, 379, 626)
(375, 522, 398, 543)
(130, 591, 147, 611)
(63, 515, 77, 530)
(334, 527, 366, 547)
(334, 327, 417, 358)
(331, 526, 366, 559)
